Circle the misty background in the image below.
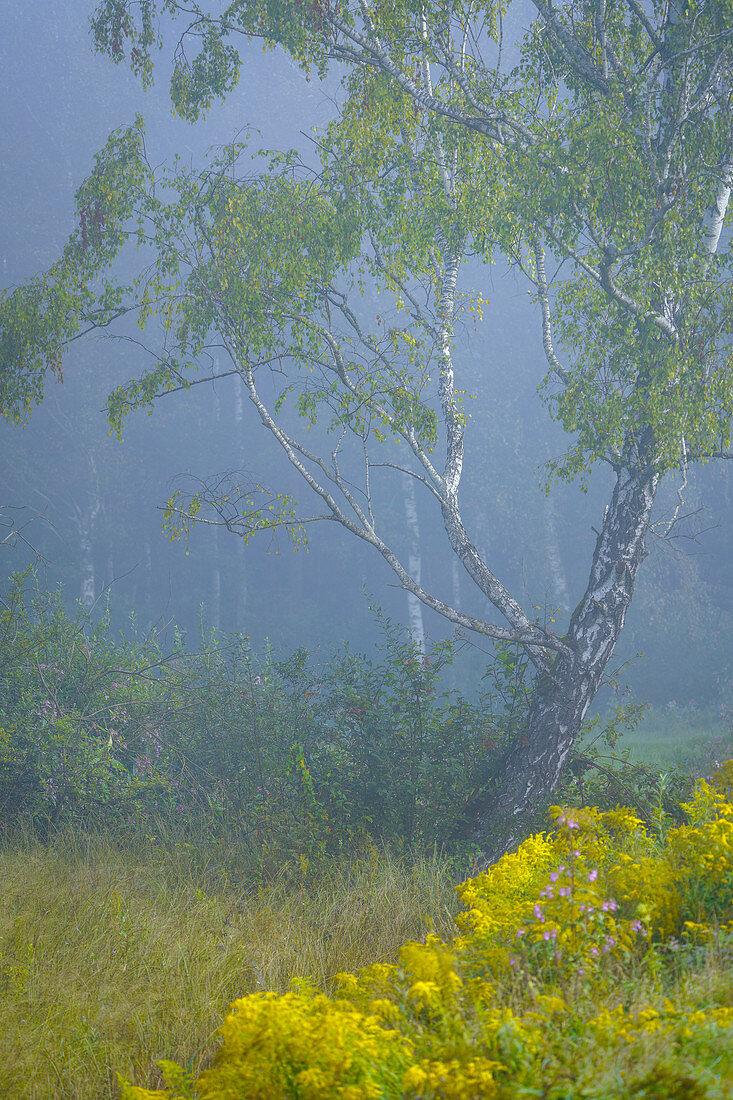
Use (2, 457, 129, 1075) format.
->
(1, 0, 730, 708)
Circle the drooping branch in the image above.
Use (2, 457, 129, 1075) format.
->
(532, 240, 570, 386)
(531, 0, 612, 96)
(227, 323, 569, 656)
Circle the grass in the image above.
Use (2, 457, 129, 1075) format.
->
(0, 831, 461, 1098)
(5, 829, 733, 1100)
(3, 710, 733, 1098)
(584, 701, 732, 771)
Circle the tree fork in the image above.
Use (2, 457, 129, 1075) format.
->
(458, 455, 659, 862)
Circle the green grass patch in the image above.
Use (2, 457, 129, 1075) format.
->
(619, 703, 733, 772)
(577, 701, 733, 773)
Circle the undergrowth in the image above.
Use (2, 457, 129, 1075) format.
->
(3, 574, 733, 1096)
(118, 763, 733, 1100)
(0, 573, 527, 861)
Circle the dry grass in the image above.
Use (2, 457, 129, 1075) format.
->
(5, 826, 732, 1098)
(0, 832, 461, 1098)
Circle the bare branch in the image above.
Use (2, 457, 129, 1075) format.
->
(368, 461, 444, 504)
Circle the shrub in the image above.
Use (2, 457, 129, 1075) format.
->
(0, 573, 180, 833)
(0, 576, 514, 863)
(560, 700, 696, 827)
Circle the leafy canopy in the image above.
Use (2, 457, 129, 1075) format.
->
(1, 0, 732, 492)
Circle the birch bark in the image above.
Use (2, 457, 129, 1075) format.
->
(402, 471, 426, 651)
(233, 375, 249, 632)
(459, 454, 659, 857)
(211, 383, 223, 632)
(75, 454, 101, 610)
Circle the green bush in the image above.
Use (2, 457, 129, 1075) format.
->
(0, 575, 518, 861)
(0, 572, 179, 833)
(560, 702, 697, 829)
(5, 571, 707, 869)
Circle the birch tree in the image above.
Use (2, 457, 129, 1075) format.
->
(1, 0, 732, 859)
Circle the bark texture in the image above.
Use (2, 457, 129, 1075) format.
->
(459, 455, 659, 861)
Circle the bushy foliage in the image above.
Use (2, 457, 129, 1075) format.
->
(0, 572, 179, 832)
(6, 572, 722, 870)
(120, 773, 733, 1099)
(0, 575, 512, 858)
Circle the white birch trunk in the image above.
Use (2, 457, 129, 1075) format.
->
(76, 455, 101, 610)
(450, 553, 460, 611)
(143, 537, 153, 621)
(402, 471, 425, 650)
(79, 517, 96, 609)
(211, 382, 223, 632)
(544, 494, 569, 612)
(211, 526, 222, 633)
(702, 148, 733, 259)
(233, 375, 249, 631)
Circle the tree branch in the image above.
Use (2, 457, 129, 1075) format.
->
(531, 0, 612, 96)
(532, 239, 571, 385)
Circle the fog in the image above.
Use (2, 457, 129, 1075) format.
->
(1, 0, 731, 707)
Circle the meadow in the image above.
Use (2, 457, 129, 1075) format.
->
(2, 726, 733, 1098)
(614, 703, 732, 773)
(0, 832, 462, 1097)
(2, 581, 733, 1097)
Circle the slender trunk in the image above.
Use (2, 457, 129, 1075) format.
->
(79, 515, 96, 609)
(211, 525, 222, 633)
(235, 533, 248, 632)
(544, 494, 569, 612)
(143, 537, 153, 622)
(210, 380, 222, 632)
(402, 472, 425, 650)
(459, 455, 659, 860)
(233, 373, 249, 631)
(76, 457, 101, 610)
(451, 553, 461, 610)
(449, 554, 461, 689)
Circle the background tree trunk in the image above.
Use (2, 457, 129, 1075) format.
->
(210, 383, 223, 633)
(402, 471, 426, 651)
(233, 376, 249, 634)
(544, 494, 569, 613)
(75, 454, 101, 610)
